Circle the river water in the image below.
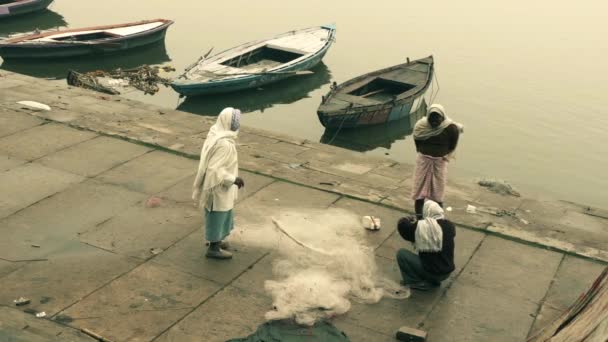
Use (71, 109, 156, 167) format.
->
(1, 0, 607, 207)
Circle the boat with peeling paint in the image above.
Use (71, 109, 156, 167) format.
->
(0, 19, 173, 59)
(171, 24, 336, 97)
(317, 56, 434, 129)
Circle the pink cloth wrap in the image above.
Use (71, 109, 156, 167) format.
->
(411, 153, 449, 202)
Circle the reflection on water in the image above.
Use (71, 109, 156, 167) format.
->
(320, 114, 416, 152)
(0, 42, 171, 79)
(0, 10, 67, 38)
(177, 63, 331, 116)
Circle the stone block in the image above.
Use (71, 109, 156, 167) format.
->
(0, 306, 96, 342)
(0, 180, 146, 261)
(61, 261, 220, 342)
(457, 236, 562, 303)
(153, 229, 268, 285)
(0, 109, 44, 138)
(0, 163, 84, 219)
(423, 281, 537, 342)
(0, 241, 138, 317)
(158, 170, 275, 204)
(96, 150, 197, 194)
(154, 286, 271, 342)
(0, 153, 26, 171)
(542, 255, 606, 311)
(79, 200, 201, 259)
(38, 136, 151, 177)
(0, 123, 97, 161)
(332, 197, 406, 249)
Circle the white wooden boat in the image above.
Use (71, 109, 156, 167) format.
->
(172, 24, 336, 96)
(0, 19, 173, 59)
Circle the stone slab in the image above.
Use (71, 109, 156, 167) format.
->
(153, 229, 268, 285)
(79, 200, 201, 260)
(0, 109, 44, 138)
(423, 281, 538, 342)
(0, 180, 146, 261)
(331, 197, 406, 249)
(331, 320, 394, 342)
(154, 285, 272, 342)
(0, 163, 84, 219)
(457, 236, 562, 304)
(158, 170, 275, 204)
(542, 255, 607, 311)
(0, 241, 138, 317)
(0, 123, 97, 161)
(237, 181, 340, 211)
(0, 260, 22, 279)
(96, 150, 196, 194)
(341, 256, 438, 335)
(0, 153, 26, 171)
(0, 306, 95, 342)
(38, 136, 151, 177)
(527, 304, 563, 339)
(61, 261, 221, 342)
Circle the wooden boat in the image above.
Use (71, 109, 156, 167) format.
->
(0, 19, 173, 59)
(171, 24, 336, 97)
(0, 0, 53, 19)
(317, 56, 434, 129)
(178, 64, 331, 115)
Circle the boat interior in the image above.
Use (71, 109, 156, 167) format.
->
(348, 78, 416, 102)
(220, 45, 304, 71)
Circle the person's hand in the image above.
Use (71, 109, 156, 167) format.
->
(234, 177, 245, 189)
(398, 216, 416, 226)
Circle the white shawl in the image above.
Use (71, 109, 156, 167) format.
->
(413, 104, 464, 141)
(415, 200, 445, 252)
(192, 108, 239, 210)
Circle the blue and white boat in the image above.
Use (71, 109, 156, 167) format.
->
(171, 25, 336, 97)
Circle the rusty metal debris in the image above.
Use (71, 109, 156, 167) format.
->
(67, 65, 175, 95)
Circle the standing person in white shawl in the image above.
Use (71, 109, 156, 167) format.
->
(193, 107, 244, 259)
(411, 104, 464, 219)
(396, 200, 456, 291)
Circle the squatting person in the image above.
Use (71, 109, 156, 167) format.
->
(192, 107, 245, 260)
(411, 103, 463, 218)
(396, 200, 455, 291)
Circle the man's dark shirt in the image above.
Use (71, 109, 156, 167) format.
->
(415, 124, 460, 157)
(398, 219, 456, 275)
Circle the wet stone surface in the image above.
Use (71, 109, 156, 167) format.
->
(0, 75, 607, 341)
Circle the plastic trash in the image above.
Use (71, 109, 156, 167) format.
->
(35, 312, 46, 318)
(362, 216, 381, 231)
(14, 297, 30, 306)
(17, 101, 51, 111)
(466, 205, 477, 214)
(446, 206, 453, 212)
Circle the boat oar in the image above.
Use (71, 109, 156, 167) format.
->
(179, 47, 214, 79)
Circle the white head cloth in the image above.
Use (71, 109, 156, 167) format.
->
(192, 107, 239, 207)
(413, 104, 464, 141)
(415, 200, 445, 252)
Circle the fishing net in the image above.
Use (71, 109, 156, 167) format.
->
(230, 208, 409, 326)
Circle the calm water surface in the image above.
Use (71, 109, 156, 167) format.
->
(1, 1, 607, 207)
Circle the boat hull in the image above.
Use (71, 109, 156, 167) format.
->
(0, 22, 171, 59)
(0, 0, 53, 19)
(317, 56, 433, 129)
(171, 49, 329, 96)
(171, 26, 336, 97)
(317, 93, 428, 129)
